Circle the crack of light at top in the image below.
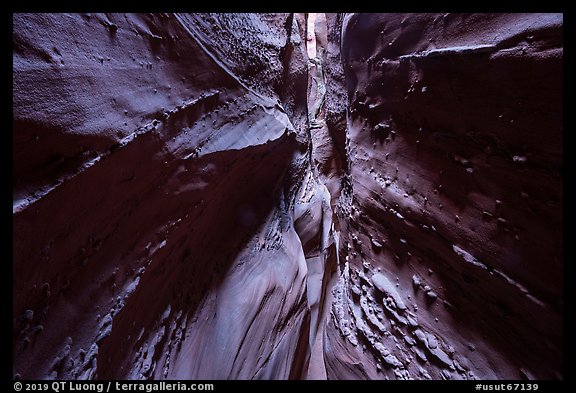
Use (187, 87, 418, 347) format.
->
(306, 13, 317, 59)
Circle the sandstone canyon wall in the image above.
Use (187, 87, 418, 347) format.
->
(13, 13, 563, 380)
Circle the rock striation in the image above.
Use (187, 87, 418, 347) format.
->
(324, 12, 563, 380)
(13, 13, 563, 380)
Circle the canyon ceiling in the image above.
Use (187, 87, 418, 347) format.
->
(13, 13, 563, 380)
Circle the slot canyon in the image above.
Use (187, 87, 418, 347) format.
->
(13, 13, 563, 380)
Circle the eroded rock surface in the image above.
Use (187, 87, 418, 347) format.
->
(13, 13, 562, 380)
(325, 12, 563, 380)
(14, 13, 311, 380)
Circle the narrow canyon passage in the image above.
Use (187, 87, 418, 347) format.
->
(13, 13, 563, 380)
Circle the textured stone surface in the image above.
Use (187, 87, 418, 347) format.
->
(325, 12, 563, 380)
(13, 13, 563, 380)
(13, 13, 311, 380)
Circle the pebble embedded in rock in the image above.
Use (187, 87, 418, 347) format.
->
(426, 291, 438, 301)
(372, 273, 407, 310)
(23, 309, 34, 322)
